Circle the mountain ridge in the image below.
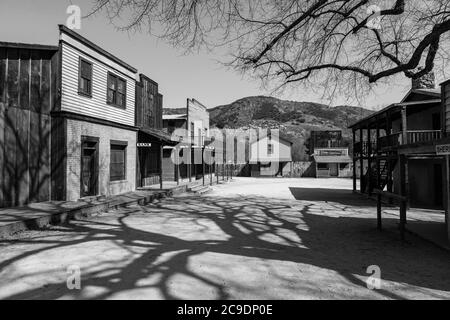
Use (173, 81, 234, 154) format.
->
(208, 96, 374, 160)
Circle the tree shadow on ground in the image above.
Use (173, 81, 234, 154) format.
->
(0, 187, 449, 300)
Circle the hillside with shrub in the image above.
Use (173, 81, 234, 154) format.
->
(209, 96, 374, 161)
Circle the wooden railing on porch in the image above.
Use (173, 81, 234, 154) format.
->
(378, 130, 442, 149)
(406, 130, 442, 144)
(354, 141, 377, 156)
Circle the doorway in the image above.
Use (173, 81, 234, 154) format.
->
(432, 113, 441, 131)
(81, 136, 99, 198)
(434, 163, 443, 207)
(329, 163, 339, 177)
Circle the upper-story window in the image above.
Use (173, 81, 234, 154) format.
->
(268, 143, 274, 155)
(78, 58, 93, 97)
(107, 72, 127, 109)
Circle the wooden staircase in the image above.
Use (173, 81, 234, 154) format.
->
(363, 158, 397, 194)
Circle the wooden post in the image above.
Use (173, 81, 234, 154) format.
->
(188, 146, 192, 183)
(367, 126, 372, 195)
(446, 155, 450, 241)
(352, 129, 357, 192)
(401, 106, 408, 145)
(377, 193, 382, 231)
(210, 150, 213, 185)
(176, 147, 180, 186)
(202, 147, 205, 186)
(159, 143, 163, 190)
(376, 120, 381, 191)
(399, 155, 407, 240)
(217, 163, 219, 184)
(359, 128, 364, 192)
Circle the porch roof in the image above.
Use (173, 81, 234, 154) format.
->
(139, 128, 178, 145)
(314, 155, 352, 164)
(349, 99, 441, 130)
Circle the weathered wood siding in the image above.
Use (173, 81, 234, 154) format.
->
(60, 33, 136, 126)
(135, 75, 163, 129)
(0, 46, 57, 207)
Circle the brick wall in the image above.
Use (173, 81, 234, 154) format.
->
(66, 119, 137, 201)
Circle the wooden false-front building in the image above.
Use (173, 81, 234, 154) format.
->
(350, 72, 450, 242)
(0, 25, 174, 208)
(135, 74, 175, 188)
(0, 42, 59, 207)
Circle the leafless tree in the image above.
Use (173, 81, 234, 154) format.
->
(88, 0, 450, 100)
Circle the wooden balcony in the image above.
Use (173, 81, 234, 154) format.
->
(354, 141, 377, 156)
(378, 130, 442, 149)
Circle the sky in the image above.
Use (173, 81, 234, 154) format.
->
(0, 0, 436, 111)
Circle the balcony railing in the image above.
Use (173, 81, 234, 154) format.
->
(378, 130, 442, 149)
(407, 130, 442, 144)
(354, 141, 377, 156)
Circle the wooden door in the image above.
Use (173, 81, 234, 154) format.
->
(330, 163, 339, 177)
(81, 138, 98, 197)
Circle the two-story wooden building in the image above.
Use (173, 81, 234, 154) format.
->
(350, 72, 450, 242)
(309, 131, 352, 178)
(53, 25, 139, 201)
(135, 74, 175, 189)
(249, 130, 293, 177)
(0, 25, 173, 207)
(162, 98, 214, 183)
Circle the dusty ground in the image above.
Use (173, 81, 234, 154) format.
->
(0, 178, 449, 300)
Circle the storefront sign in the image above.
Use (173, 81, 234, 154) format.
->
(137, 143, 152, 148)
(436, 144, 450, 155)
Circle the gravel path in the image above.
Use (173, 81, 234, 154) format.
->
(0, 178, 449, 300)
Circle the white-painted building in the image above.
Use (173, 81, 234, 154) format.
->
(249, 132, 293, 177)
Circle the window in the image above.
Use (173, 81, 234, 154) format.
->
(78, 58, 92, 97)
(107, 72, 127, 108)
(267, 143, 274, 155)
(190, 122, 195, 143)
(317, 163, 328, 170)
(110, 142, 127, 182)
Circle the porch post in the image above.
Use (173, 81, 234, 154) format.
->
(176, 147, 180, 186)
(367, 126, 373, 195)
(401, 106, 408, 144)
(387, 111, 393, 194)
(446, 155, 450, 241)
(202, 146, 205, 186)
(159, 143, 163, 190)
(210, 150, 213, 185)
(217, 162, 219, 184)
(399, 154, 407, 240)
(376, 119, 381, 190)
(188, 146, 192, 183)
(352, 129, 357, 192)
(359, 128, 364, 193)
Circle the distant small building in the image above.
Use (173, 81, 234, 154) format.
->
(309, 130, 352, 178)
(249, 131, 293, 177)
(162, 99, 213, 183)
(309, 130, 343, 154)
(313, 148, 352, 178)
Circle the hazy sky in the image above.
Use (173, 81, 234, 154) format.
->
(0, 0, 439, 110)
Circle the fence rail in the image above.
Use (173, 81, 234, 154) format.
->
(378, 130, 442, 149)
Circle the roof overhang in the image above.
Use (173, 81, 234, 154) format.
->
(0, 41, 59, 51)
(314, 155, 352, 163)
(349, 99, 441, 130)
(139, 128, 178, 145)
